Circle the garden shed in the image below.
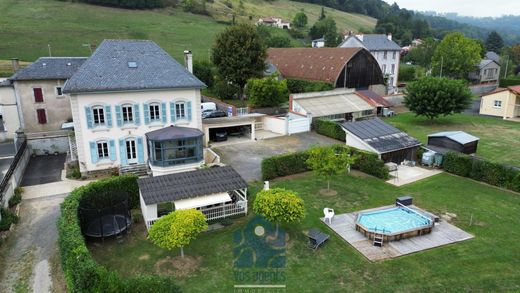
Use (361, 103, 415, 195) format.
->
(341, 118, 421, 164)
(426, 131, 479, 155)
(138, 166, 248, 229)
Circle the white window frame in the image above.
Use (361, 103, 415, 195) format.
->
(176, 102, 186, 120)
(493, 100, 502, 108)
(149, 103, 161, 122)
(92, 105, 105, 126)
(382, 64, 387, 74)
(391, 64, 395, 74)
(96, 141, 110, 160)
(55, 86, 64, 97)
(383, 51, 388, 60)
(122, 104, 134, 124)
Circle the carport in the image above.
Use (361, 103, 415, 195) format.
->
(202, 114, 265, 147)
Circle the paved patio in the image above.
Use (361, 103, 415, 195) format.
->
(321, 205, 474, 261)
(386, 165, 443, 186)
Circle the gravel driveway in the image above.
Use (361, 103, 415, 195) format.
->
(212, 132, 340, 182)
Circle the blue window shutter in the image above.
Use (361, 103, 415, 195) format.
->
(105, 105, 112, 127)
(170, 102, 176, 122)
(143, 103, 150, 125)
(85, 106, 93, 129)
(187, 101, 192, 121)
(109, 140, 116, 161)
(119, 139, 128, 166)
(133, 104, 141, 126)
(115, 105, 122, 127)
(89, 141, 98, 164)
(137, 137, 145, 164)
(161, 102, 167, 124)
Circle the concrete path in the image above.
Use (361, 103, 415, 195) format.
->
(0, 174, 92, 292)
(213, 132, 340, 182)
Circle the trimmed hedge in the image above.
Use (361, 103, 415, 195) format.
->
(499, 78, 520, 88)
(443, 152, 520, 192)
(286, 79, 334, 94)
(314, 119, 345, 141)
(57, 175, 181, 293)
(261, 145, 389, 181)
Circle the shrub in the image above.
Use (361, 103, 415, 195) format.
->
(8, 187, 23, 207)
(499, 78, 520, 88)
(57, 175, 180, 292)
(246, 76, 289, 108)
(443, 152, 520, 192)
(0, 208, 19, 231)
(314, 119, 345, 141)
(286, 79, 333, 93)
(253, 188, 305, 229)
(261, 145, 389, 181)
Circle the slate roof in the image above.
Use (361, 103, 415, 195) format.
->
(267, 47, 361, 84)
(478, 59, 499, 69)
(63, 40, 205, 94)
(485, 51, 500, 63)
(356, 89, 392, 107)
(341, 118, 421, 154)
(145, 125, 203, 141)
(10, 57, 87, 81)
(340, 35, 401, 51)
(428, 131, 479, 145)
(138, 166, 248, 205)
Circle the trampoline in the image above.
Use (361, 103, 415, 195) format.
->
(79, 190, 132, 239)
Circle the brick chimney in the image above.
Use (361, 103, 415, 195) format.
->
(183, 50, 193, 74)
(11, 58, 20, 72)
(356, 34, 364, 42)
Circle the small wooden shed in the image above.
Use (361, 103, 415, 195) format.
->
(427, 131, 479, 155)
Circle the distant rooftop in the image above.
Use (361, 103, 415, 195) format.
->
(63, 39, 205, 94)
(340, 34, 401, 51)
(428, 131, 479, 145)
(10, 57, 87, 81)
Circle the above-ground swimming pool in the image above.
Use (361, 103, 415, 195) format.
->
(355, 206, 434, 242)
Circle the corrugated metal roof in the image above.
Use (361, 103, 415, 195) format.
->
(63, 40, 205, 94)
(356, 90, 392, 107)
(292, 89, 373, 117)
(341, 118, 421, 153)
(138, 166, 247, 205)
(428, 131, 479, 145)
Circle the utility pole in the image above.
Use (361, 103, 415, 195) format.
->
(504, 55, 510, 79)
(48, 44, 52, 57)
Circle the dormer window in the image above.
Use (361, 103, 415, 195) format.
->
(128, 61, 137, 68)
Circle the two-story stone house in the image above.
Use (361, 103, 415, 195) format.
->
(63, 40, 206, 176)
(339, 34, 401, 92)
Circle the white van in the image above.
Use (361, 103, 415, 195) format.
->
(201, 102, 217, 112)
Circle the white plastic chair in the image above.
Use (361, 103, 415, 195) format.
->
(323, 208, 335, 224)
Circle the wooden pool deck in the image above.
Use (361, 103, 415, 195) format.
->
(321, 205, 474, 261)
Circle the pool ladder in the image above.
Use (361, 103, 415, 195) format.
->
(373, 233, 384, 247)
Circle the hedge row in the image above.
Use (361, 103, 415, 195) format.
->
(261, 145, 389, 181)
(499, 78, 520, 88)
(314, 119, 346, 141)
(443, 152, 520, 192)
(57, 175, 181, 293)
(286, 79, 333, 94)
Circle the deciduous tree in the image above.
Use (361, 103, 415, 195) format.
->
(148, 209, 208, 258)
(404, 77, 472, 120)
(212, 24, 266, 100)
(306, 145, 354, 191)
(245, 76, 289, 107)
(292, 11, 308, 28)
(253, 188, 305, 233)
(431, 33, 482, 79)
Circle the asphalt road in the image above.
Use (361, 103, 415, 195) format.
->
(21, 154, 66, 187)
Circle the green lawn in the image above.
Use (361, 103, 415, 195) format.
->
(385, 113, 520, 167)
(89, 172, 520, 291)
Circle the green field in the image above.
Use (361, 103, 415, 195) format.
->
(0, 0, 376, 66)
(90, 172, 520, 291)
(386, 113, 520, 167)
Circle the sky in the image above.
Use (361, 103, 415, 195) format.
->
(382, 0, 519, 17)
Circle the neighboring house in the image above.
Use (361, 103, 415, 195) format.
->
(63, 40, 206, 176)
(312, 37, 325, 48)
(9, 57, 87, 154)
(0, 79, 21, 142)
(341, 118, 421, 164)
(138, 166, 248, 229)
(426, 131, 479, 155)
(290, 88, 375, 122)
(355, 89, 393, 116)
(469, 59, 500, 85)
(267, 48, 384, 92)
(479, 86, 520, 120)
(339, 34, 401, 91)
(257, 17, 291, 29)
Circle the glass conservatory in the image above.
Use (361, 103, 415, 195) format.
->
(146, 126, 204, 168)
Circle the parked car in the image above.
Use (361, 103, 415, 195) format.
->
(382, 108, 396, 117)
(201, 102, 217, 112)
(203, 110, 227, 119)
(201, 109, 214, 118)
(227, 126, 245, 137)
(211, 129, 228, 142)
